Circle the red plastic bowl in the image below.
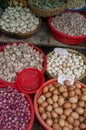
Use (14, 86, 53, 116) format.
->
(34, 79, 86, 130)
(16, 68, 44, 94)
(0, 42, 47, 85)
(48, 12, 86, 45)
(0, 83, 34, 130)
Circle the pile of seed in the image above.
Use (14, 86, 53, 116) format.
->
(0, 43, 44, 82)
(68, 0, 86, 9)
(32, 0, 66, 9)
(51, 12, 86, 36)
(0, 6, 40, 34)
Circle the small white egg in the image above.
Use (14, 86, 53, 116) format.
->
(81, 61, 84, 66)
(69, 59, 73, 63)
(58, 70, 63, 74)
(63, 69, 67, 73)
(78, 56, 82, 60)
(67, 63, 71, 67)
(83, 65, 86, 69)
(66, 68, 70, 71)
(75, 61, 79, 65)
(52, 64, 56, 68)
(55, 67, 59, 71)
(81, 69, 85, 74)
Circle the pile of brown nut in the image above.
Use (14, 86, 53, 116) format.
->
(37, 80, 86, 130)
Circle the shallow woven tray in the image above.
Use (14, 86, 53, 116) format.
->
(46, 49, 86, 81)
(0, 19, 41, 39)
(28, 0, 68, 17)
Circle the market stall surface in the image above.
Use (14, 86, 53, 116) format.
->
(0, 19, 86, 49)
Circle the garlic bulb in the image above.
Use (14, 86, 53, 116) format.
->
(0, 6, 40, 34)
(0, 43, 44, 82)
(51, 12, 86, 36)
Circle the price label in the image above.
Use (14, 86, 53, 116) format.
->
(54, 48, 69, 56)
(58, 74, 75, 85)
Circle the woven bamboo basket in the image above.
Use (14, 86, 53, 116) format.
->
(28, 0, 68, 17)
(46, 49, 86, 81)
(0, 19, 41, 39)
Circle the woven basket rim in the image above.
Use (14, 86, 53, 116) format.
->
(0, 19, 41, 38)
(46, 49, 86, 81)
(28, 0, 68, 12)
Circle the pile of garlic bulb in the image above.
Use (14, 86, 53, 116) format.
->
(51, 12, 86, 36)
(0, 6, 40, 34)
(47, 50, 86, 79)
(0, 43, 44, 82)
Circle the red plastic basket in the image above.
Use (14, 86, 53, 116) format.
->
(0, 79, 16, 88)
(48, 12, 86, 45)
(0, 83, 34, 130)
(16, 68, 44, 94)
(34, 79, 86, 130)
(0, 42, 47, 85)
